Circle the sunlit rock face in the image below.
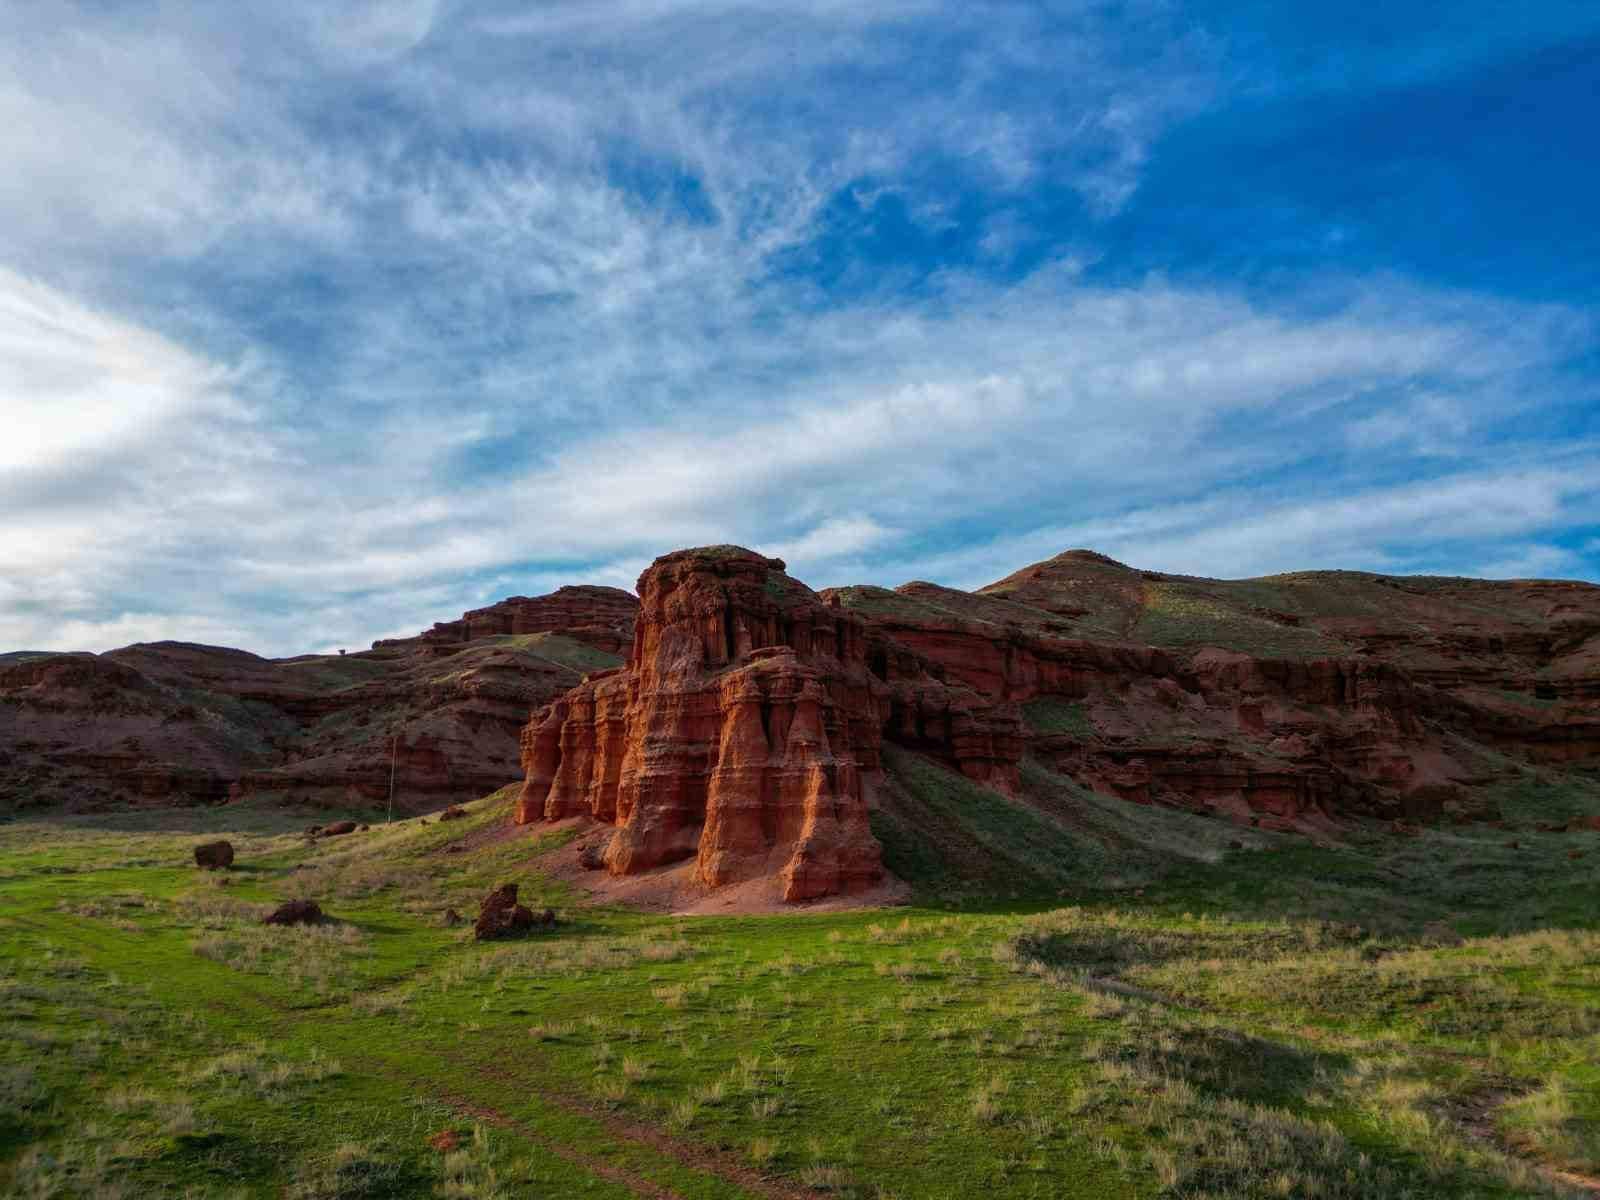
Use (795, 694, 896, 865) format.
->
(515, 547, 892, 902)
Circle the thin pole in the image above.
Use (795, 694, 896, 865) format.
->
(387, 731, 398, 823)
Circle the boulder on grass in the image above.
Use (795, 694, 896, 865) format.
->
(439, 805, 468, 821)
(194, 840, 234, 870)
(473, 883, 556, 941)
(322, 820, 357, 836)
(263, 899, 323, 926)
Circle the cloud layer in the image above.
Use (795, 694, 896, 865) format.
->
(2, 2, 1596, 654)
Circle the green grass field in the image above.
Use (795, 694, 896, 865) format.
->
(3, 762, 1598, 1198)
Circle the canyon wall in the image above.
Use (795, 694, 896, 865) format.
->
(513, 546, 1599, 900)
(1, 585, 638, 814)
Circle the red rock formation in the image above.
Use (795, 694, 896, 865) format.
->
(473, 882, 554, 940)
(516, 548, 888, 901)
(0, 583, 637, 816)
(375, 585, 638, 656)
(10, 539, 1598, 851)
(827, 552, 1600, 825)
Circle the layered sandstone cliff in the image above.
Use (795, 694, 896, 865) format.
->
(373, 585, 637, 657)
(515, 548, 887, 900)
(1, 585, 638, 814)
(827, 551, 1600, 825)
(513, 546, 1599, 900)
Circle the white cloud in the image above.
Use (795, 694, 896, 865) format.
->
(0, 2, 1595, 655)
(867, 463, 1600, 589)
(3, 252, 1594, 655)
(0, 267, 233, 472)
(1474, 544, 1586, 581)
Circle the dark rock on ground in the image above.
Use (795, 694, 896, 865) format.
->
(194, 840, 234, 869)
(473, 883, 555, 940)
(263, 899, 323, 926)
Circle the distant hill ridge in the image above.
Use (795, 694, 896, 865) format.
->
(4, 550, 1597, 890)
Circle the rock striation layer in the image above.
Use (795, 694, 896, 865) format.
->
(373, 585, 637, 657)
(826, 551, 1600, 825)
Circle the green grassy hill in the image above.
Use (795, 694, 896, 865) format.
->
(3, 756, 1598, 1198)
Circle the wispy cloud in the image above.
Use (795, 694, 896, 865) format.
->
(1, 2, 1595, 654)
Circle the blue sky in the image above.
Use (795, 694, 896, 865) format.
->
(2, 1, 1597, 655)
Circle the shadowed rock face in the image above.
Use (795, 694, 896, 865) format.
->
(828, 551, 1600, 825)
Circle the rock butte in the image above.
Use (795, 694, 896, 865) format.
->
(516, 547, 898, 901)
(514, 546, 1600, 902)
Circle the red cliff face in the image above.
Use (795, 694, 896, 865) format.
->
(824, 554, 1600, 827)
(1, 584, 639, 816)
(512, 547, 1600, 896)
(374, 585, 638, 656)
(515, 548, 886, 901)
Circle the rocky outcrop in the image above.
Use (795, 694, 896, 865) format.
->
(263, 899, 322, 926)
(473, 882, 554, 940)
(374, 585, 638, 656)
(10, 539, 1597, 853)
(826, 552, 1600, 826)
(513, 546, 1599, 889)
(516, 548, 890, 901)
(1, 586, 636, 816)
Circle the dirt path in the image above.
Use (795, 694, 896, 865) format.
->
(542, 1084, 817, 1200)
(465, 1057, 819, 1200)
(421, 1082, 688, 1200)
(1442, 1083, 1600, 1197)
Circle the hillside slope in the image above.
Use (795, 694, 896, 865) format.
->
(0, 589, 637, 814)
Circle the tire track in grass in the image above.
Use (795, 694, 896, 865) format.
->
(417, 1082, 688, 1200)
(6, 907, 722, 1198)
(1443, 1083, 1600, 1198)
(386, 1051, 817, 1200)
(529, 1080, 816, 1200)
